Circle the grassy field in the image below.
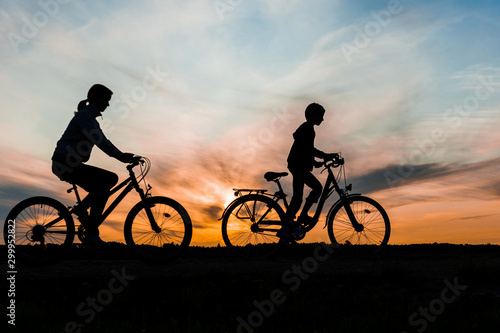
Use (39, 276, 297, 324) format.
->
(2, 243, 500, 333)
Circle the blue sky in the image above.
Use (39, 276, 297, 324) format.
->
(1, 0, 500, 245)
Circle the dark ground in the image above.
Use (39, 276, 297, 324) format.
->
(2, 243, 500, 333)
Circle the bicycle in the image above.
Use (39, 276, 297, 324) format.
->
(3, 156, 192, 263)
(220, 153, 390, 258)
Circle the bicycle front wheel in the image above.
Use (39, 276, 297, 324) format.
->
(124, 196, 192, 262)
(3, 196, 75, 263)
(221, 194, 285, 258)
(327, 195, 390, 254)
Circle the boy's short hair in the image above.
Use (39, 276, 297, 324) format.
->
(305, 103, 325, 120)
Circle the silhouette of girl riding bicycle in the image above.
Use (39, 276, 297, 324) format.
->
(51, 84, 136, 246)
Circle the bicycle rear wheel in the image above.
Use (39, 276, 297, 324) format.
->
(3, 196, 75, 263)
(221, 194, 285, 258)
(327, 195, 390, 254)
(124, 196, 192, 262)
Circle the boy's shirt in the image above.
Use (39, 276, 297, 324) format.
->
(287, 121, 325, 171)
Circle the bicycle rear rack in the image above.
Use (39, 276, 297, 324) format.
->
(233, 189, 267, 197)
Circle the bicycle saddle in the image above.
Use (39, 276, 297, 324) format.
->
(264, 172, 288, 182)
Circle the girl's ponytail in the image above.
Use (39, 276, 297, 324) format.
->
(77, 99, 89, 111)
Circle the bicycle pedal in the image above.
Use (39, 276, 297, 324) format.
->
(292, 226, 305, 240)
(276, 226, 291, 240)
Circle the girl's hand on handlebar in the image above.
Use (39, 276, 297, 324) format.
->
(129, 155, 144, 165)
(118, 152, 136, 163)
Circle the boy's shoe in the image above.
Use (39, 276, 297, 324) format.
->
(84, 235, 110, 248)
(277, 223, 305, 241)
(297, 215, 314, 227)
(291, 224, 305, 239)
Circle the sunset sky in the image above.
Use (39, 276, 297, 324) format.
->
(1, 0, 499, 246)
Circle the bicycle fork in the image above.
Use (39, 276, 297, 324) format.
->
(137, 187, 162, 233)
(145, 206, 162, 233)
(340, 196, 364, 232)
(324, 169, 364, 232)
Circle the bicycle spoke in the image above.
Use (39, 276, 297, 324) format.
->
(222, 194, 284, 258)
(124, 197, 192, 262)
(328, 196, 390, 254)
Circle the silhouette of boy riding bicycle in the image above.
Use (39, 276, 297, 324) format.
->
(278, 103, 338, 240)
(221, 102, 390, 258)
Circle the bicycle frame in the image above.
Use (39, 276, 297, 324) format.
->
(314, 160, 363, 230)
(68, 160, 160, 232)
(69, 165, 137, 219)
(40, 160, 159, 235)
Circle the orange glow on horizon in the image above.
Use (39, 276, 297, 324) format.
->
(1, 141, 499, 247)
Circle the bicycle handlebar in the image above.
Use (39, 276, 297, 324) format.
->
(128, 156, 144, 167)
(126, 155, 148, 174)
(322, 153, 344, 169)
(126, 155, 151, 184)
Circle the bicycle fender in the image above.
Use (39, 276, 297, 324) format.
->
(219, 194, 277, 221)
(324, 194, 362, 229)
(219, 197, 242, 220)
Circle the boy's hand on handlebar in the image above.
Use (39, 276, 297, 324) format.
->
(314, 160, 324, 168)
(324, 153, 339, 161)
